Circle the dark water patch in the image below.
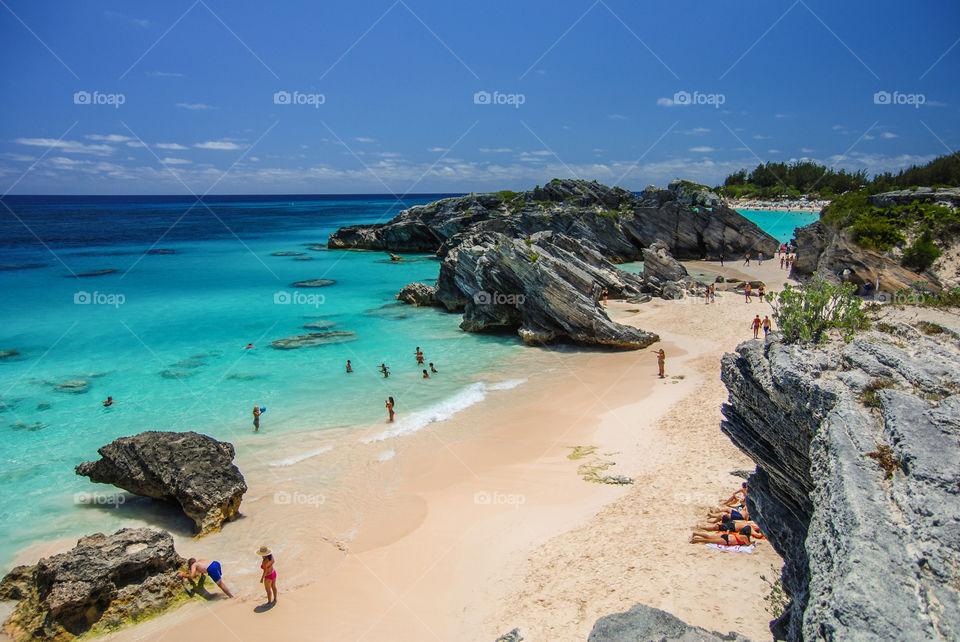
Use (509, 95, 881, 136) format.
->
(37, 402, 51, 411)
(302, 320, 337, 331)
(270, 331, 357, 350)
(11, 421, 45, 431)
(224, 373, 263, 381)
(294, 257, 314, 261)
(363, 303, 409, 319)
(159, 369, 197, 380)
(72, 269, 118, 278)
(0, 263, 48, 271)
(291, 279, 336, 288)
(54, 380, 90, 394)
(169, 358, 206, 369)
(145, 248, 178, 255)
(271, 251, 306, 256)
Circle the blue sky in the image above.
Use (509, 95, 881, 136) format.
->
(1, 0, 957, 194)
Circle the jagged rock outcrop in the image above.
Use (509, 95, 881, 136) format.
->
(791, 221, 936, 293)
(396, 282, 439, 306)
(588, 604, 749, 641)
(0, 528, 185, 641)
(642, 240, 688, 282)
(329, 179, 777, 261)
(433, 230, 658, 348)
(76, 431, 247, 535)
(868, 186, 960, 210)
(720, 320, 960, 640)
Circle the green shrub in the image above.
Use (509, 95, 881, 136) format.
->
(771, 278, 868, 343)
(901, 230, 942, 271)
(849, 216, 905, 251)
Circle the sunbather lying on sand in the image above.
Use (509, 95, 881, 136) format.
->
(694, 521, 763, 537)
(690, 525, 755, 546)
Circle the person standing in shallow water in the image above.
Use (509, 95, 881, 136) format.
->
(380, 363, 390, 378)
(345, 360, 353, 373)
(415, 347, 424, 365)
(252, 406, 261, 432)
(385, 396, 395, 422)
(656, 349, 665, 378)
(429, 362, 438, 373)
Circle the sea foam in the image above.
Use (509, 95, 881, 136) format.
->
(268, 445, 334, 467)
(361, 378, 526, 443)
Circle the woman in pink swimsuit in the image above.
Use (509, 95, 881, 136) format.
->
(257, 546, 278, 604)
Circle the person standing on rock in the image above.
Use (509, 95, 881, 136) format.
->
(257, 546, 278, 604)
(751, 315, 762, 339)
(178, 558, 234, 598)
(656, 349, 665, 378)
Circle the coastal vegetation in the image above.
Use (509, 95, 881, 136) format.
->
(771, 278, 868, 343)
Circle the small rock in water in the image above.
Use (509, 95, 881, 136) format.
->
(224, 373, 261, 381)
(271, 251, 306, 256)
(294, 256, 314, 261)
(144, 248, 178, 255)
(0, 349, 21, 360)
(36, 402, 51, 411)
(168, 358, 206, 369)
(74, 269, 118, 277)
(270, 331, 358, 350)
(306, 245, 327, 251)
(291, 278, 336, 288)
(12, 421, 44, 431)
(54, 380, 90, 394)
(158, 369, 196, 380)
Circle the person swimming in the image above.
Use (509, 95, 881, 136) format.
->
(345, 359, 353, 373)
(245, 343, 255, 349)
(422, 369, 429, 379)
(102, 396, 114, 407)
(429, 362, 438, 373)
(385, 396, 395, 423)
(379, 363, 390, 378)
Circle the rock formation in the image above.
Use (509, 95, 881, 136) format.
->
(270, 330, 357, 349)
(76, 431, 247, 535)
(329, 178, 777, 261)
(396, 282, 439, 306)
(588, 603, 749, 641)
(0, 528, 185, 641)
(290, 278, 336, 288)
(720, 318, 960, 639)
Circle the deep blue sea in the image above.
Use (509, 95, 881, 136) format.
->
(0, 195, 818, 568)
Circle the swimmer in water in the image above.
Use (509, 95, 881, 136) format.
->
(245, 343, 255, 349)
(429, 362, 438, 374)
(345, 360, 353, 373)
(415, 347, 424, 365)
(422, 369, 429, 379)
(253, 406, 261, 432)
(102, 396, 114, 407)
(385, 396, 395, 423)
(379, 363, 390, 378)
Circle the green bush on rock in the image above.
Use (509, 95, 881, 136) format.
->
(772, 278, 868, 343)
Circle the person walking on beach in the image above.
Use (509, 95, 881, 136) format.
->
(345, 360, 353, 373)
(762, 315, 772, 337)
(656, 349, 665, 379)
(744, 253, 750, 267)
(752, 315, 762, 339)
(780, 256, 785, 270)
(719, 253, 724, 267)
(257, 546, 278, 605)
(758, 252, 764, 266)
(758, 284, 765, 303)
(709, 283, 716, 304)
(385, 396, 395, 422)
(744, 283, 752, 302)
(178, 558, 234, 598)
(253, 405, 261, 432)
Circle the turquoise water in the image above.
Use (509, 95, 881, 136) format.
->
(0, 197, 818, 569)
(736, 209, 821, 245)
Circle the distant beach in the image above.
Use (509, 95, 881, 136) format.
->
(730, 197, 828, 213)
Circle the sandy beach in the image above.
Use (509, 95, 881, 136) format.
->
(48, 258, 791, 642)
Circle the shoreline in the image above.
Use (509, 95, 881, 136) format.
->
(60, 258, 789, 641)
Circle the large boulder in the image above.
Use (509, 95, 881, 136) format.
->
(720, 320, 960, 640)
(588, 603, 749, 641)
(76, 431, 247, 535)
(0, 528, 185, 641)
(434, 230, 658, 349)
(642, 240, 688, 282)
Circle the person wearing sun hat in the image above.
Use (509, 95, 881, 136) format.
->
(257, 545, 278, 604)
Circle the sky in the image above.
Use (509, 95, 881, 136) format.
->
(1, 0, 958, 195)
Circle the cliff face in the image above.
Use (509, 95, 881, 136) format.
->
(721, 321, 960, 640)
(329, 179, 778, 261)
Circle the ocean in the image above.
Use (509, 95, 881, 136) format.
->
(0, 195, 818, 570)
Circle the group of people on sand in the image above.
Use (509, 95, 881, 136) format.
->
(689, 482, 764, 548)
(176, 546, 278, 606)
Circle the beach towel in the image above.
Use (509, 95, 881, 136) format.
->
(705, 543, 755, 554)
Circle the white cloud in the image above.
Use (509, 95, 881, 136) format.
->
(176, 103, 216, 110)
(355, 137, 376, 143)
(881, 132, 898, 139)
(679, 127, 710, 135)
(800, 147, 816, 153)
(161, 158, 191, 165)
(608, 114, 627, 120)
(14, 138, 114, 155)
(155, 143, 187, 150)
(775, 113, 788, 119)
(689, 146, 716, 153)
(752, 135, 771, 140)
(194, 141, 244, 150)
(4, 153, 36, 162)
(427, 147, 448, 152)
(126, 141, 147, 148)
(863, 135, 875, 140)
(478, 147, 512, 153)
(656, 97, 676, 107)
(767, 149, 781, 154)
(85, 134, 132, 142)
